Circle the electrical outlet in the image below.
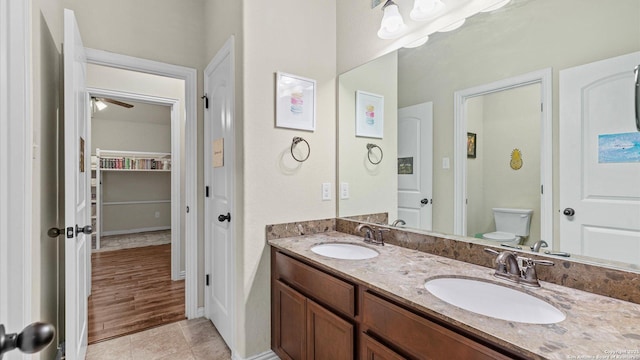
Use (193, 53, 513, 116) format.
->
(155, 211, 160, 218)
(442, 157, 450, 169)
(340, 182, 350, 199)
(322, 183, 331, 201)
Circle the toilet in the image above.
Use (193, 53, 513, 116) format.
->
(482, 208, 533, 245)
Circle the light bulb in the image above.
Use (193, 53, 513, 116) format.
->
(410, 0, 445, 21)
(377, 1, 407, 40)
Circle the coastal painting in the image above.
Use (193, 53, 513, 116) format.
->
(598, 132, 640, 163)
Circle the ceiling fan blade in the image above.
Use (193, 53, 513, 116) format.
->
(99, 97, 134, 108)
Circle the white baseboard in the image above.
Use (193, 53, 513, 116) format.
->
(179, 270, 186, 279)
(102, 226, 171, 236)
(196, 307, 205, 318)
(233, 350, 279, 360)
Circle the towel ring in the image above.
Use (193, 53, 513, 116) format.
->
(291, 137, 310, 162)
(366, 143, 383, 165)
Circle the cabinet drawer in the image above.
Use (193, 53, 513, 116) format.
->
(362, 291, 512, 360)
(275, 251, 355, 317)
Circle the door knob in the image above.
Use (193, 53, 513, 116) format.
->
(420, 198, 432, 205)
(0, 322, 55, 359)
(563, 208, 575, 216)
(47, 228, 64, 238)
(76, 224, 93, 235)
(218, 212, 231, 223)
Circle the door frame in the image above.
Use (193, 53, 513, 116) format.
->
(453, 68, 553, 246)
(88, 88, 182, 280)
(0, 0, 33, 358)
(84, 49, 199, 317)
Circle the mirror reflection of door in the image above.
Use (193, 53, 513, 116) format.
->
(398, 102, 433, 230)
(560, 51, 640, 265)
(465, 83, 542, 244)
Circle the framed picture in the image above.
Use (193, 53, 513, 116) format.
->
(467, 132, 477, 158)
(275, 72, 316, 131)
(355, 90, 384, 138)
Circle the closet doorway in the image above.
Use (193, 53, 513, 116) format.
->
(86, 68, 185, 343)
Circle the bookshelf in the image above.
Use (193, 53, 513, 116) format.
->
(94, 149, 172, 250)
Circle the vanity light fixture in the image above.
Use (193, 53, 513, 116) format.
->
(481, 0, 511, 12)
(377, 0, 407, 39)
(438, 18, 466, 32)
(410, 0, 445, 21)
(403, 35, 429, 48)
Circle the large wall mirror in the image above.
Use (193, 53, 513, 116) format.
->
(337, 0, 640, 271)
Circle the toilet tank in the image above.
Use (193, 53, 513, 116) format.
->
(492, 208, 533, 236)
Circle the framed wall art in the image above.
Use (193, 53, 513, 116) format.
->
(355, 90, 384, 138)
(275, 72, 316, 131)
(467, 132, 477, 158)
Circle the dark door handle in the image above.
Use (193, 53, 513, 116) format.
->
(563, 208, 575, 216)
(0, 322, 55, 358)
(420, 198, 432, 205)
(47, 228, 64, 238)
(218, 212, 231, 223)
(76, 224, 93, 235)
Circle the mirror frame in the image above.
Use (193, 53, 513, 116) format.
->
(453, 68, 553, 245)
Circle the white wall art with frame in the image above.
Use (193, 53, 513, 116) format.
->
(276, 72, 316, 131)
(356, 90, 384, 138)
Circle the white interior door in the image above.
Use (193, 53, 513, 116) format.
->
(398, 102, 433, 230)
(64, 9, 90, 360)
(204, 38, 235, 350)
(560, 51, 640, 264)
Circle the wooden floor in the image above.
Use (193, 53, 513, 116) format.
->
(88, 244, 185, 344)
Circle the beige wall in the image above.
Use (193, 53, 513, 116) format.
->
(241, 0, 337, 356)
(31, 0, 64, 358)
(466, 84, 541, 244)
(338, 51, 398, 220)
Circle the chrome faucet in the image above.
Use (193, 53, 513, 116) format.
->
(530, 240, 548, 252)
(484, 248, 554, 287)
(355, 223, 387, 246)
(391, 219, 406, 227)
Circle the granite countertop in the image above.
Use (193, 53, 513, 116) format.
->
(269, 231, 640, 360)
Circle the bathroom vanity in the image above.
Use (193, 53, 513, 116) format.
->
(269, 230, 640, 360)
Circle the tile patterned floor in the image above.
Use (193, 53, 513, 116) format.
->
(94, 230, 171, 252)
(86, 318, 231, 360)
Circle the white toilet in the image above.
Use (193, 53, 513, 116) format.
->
(482, 208, 533, 245)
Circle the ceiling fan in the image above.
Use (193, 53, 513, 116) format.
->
(91, 96, 134, 111)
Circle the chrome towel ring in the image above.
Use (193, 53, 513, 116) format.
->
(291, 136, 310, 162)
(366, 143, 383, 165)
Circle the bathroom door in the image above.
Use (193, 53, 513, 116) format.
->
(204, 37, 235, 350)
(63, 8, 91, 360)
(398, 102, 433, 230)
(559, 51, 640, 264)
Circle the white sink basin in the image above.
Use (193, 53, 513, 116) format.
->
(311, 243, 379, 260)
(425, 277, 565, 324)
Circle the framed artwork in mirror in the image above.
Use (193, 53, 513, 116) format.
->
(467, 132, 476, 158)
(275, 72, 316, 131)
(355, 90, 384, 138)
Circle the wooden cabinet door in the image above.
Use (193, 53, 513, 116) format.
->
(361, 333, 406, 360)
(274, 281, 306, 360)
(307, 299, 354, 360)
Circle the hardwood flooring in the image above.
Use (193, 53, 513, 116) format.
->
(89, 244, 185, 344)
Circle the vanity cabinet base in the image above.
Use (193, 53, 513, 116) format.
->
(271, 248, 522, 360)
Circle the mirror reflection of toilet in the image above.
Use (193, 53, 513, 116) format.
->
(482, 208, 533, 245)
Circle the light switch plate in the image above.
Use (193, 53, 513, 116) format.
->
(322, 182, 331, 201)
(442, 157, 450, 169)
(340, 182, 349, 199)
